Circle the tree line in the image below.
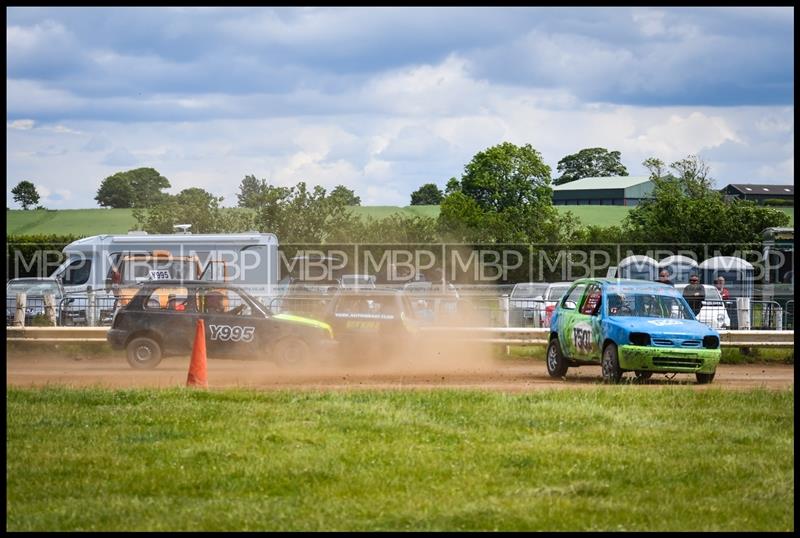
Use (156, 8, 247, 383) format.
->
(9, 143, 789, 246)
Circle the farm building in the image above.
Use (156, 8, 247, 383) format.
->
(719, 184, 794, 204)
(551, 176, 654, 206)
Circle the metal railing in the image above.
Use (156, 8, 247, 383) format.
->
(7, 294, 56, 326)
(58, 294, 118, 327)
(723, 299, 786, 331)
(7, 286, 795, 334)
(8, 325, 794, 348)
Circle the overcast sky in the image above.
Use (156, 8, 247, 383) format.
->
(6, 6, 794, 209)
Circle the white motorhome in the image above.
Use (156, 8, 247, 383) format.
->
(50, 229, 279, 304)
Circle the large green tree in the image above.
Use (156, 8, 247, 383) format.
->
(623, 155, 789, 244)
(460, 142, 552, 212)
(94, 174, 134, 208)
(410, 183, 444, 205)
(555, 147, 628, 185)
(95, 168, 171, 208)
(11, 181, 40, 210)
(438, 142, 579, 243)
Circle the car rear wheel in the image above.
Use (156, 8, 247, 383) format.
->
(601, 343, 623, 384)
(546, 337, 569, 378)
(273, 337, 310, 366)
(696, 371, 716, 384)
(126, 336, 163, 369)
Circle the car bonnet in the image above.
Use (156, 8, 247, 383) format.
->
(272, 313, 333, 336)
(610, 317, 716, 338)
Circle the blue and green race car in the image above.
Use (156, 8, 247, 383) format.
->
(547, 278, 722, 384)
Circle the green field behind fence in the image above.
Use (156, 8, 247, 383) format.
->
(6, 386, 794, 532)
(10, 206, 791, 237)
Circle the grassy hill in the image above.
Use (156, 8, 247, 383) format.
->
(6, 205, 793, 237)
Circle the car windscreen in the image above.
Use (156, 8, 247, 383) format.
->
(511, 283, 548, 299)
(546, 285, 570, 301)
(607, 292, 693, 319)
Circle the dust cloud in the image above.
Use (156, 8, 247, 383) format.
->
(219, 292, 503, 387)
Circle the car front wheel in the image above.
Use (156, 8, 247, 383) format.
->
(546, 337, 569, 378)
(601, 343, 623, 383)
(696, 371, 716, 384)
(126, 336, 163, 369)
(272, 337, 310, 366)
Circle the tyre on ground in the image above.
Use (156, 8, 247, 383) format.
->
(601, 342, 623, 383)
(272, 336, 310, 366)
(546, 337, 569, 378)
(126, 336, 163, 369)
(696, 371, 716, 384)
(634, 370, 653, 381)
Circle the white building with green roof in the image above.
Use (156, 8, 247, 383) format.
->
(551, 176, 653, 206)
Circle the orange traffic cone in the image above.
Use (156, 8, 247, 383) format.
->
(187, 318, 208, 388)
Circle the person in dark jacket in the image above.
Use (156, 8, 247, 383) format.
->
(682, 273, 705, 315)
(656, 270, 674, 286)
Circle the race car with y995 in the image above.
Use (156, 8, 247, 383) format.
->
(107, 280, 336, 369)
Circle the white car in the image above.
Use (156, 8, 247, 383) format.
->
(675, 283, 730, 330)
(509, 282, 571, 327)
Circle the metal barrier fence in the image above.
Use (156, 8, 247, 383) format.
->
(6, 288, 795, 333)
(57, 294, 118, 327)
(8, 325, 794, 348)
(6, 294, 57, 326)
(723, 299, 786, 331)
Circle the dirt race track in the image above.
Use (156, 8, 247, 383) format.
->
(6, 351, 795, 391)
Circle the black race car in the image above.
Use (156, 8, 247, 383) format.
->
(107, 280, 336, 369)
(321, 289, 429, 362)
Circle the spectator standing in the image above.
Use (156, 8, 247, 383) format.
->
(656, 270, 674, 286)
(683, 274, 705, 315)
(714, 276, 730, 300)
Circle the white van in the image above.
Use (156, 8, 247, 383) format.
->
(50, 229, 279, 304)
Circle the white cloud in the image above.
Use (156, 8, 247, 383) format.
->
(7, 119, 35, 130)
(6, 79, 84, 115)
(757, 158, 793, 181)
(627, 111, 742, 161)
(5, 35, 793, 210)
(6, 19, 71, 53)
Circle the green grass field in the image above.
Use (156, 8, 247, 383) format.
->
(6, 386, 793, 531)
(12, 205, 790, 236)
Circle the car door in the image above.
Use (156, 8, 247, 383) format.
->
(139, 285, 198, 355)
(556, 282, 592, 360)
(571, 283, 603, 360)
(198, 288, 261, 357)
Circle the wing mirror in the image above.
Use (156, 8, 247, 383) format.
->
(564, 300, 576, 310)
